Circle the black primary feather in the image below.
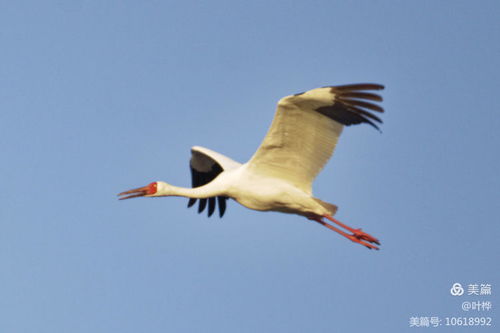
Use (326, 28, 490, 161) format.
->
(187, 154, 228, 218)
(316, 83, 385, 130)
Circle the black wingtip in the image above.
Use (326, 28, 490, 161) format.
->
(218, 196, 227, 218)
(197, 199, 207, 214)
(207, 197, 216, 217)
(331, 83, 385, 91)
(315, 83, 385, 130)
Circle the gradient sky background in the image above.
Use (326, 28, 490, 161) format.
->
(1, 1, 499, 332)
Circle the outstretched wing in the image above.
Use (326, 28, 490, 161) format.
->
(187, 146, 241, 218)
(246, 83, 384, 194)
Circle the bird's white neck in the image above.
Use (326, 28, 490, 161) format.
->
(155, 181, 223, 199)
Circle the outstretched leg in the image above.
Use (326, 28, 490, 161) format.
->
(324, 215, 380, 245)
(309, 215, 380, 250)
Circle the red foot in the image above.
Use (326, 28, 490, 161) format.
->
(309, 215, 380, 250)
(351, 228, 380, 245)
(345, 233, 379, 250)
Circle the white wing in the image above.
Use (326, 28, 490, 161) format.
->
(246, 83, 384, 194)
(190, 146, 241, 172)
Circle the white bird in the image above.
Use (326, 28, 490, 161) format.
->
(119, 83, 384, 250)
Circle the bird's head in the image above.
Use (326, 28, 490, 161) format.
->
(117, 181, 172, 200)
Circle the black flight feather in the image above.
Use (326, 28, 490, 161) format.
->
(315, 83, 385, 130)
(188, 154, 228, 218)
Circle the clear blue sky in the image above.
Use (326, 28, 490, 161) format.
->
(1, 1, 499, 332)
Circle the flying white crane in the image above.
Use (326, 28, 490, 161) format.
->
(119, 83, 385, 250)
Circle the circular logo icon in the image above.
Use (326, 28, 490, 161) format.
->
(450, 282, 464, 296)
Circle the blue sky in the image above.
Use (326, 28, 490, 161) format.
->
(1, 1, 499, 332)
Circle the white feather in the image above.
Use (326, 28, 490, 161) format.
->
(246, 87, 343, 194)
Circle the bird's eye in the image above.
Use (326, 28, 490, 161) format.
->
(148, 182, 158, 194)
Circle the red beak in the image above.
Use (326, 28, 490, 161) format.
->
(117, 185, 150, 200)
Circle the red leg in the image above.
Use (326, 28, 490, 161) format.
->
(324, 215, 380, 245)
(309, 216, 379, 250)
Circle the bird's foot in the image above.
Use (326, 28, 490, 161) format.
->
(345, 232, 380, 250)
(351, 228, 380, 246)
(310, 215, 380, 250)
